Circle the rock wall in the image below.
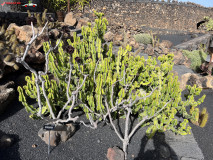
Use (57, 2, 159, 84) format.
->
(80, 0, 213, 34)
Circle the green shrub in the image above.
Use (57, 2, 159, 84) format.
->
(40, 0, 91, 12)
(17, 10, 207, 160)
(134, 33, 153, 44)
(183, 50, 208, 71)
(204, 16, 213, 31)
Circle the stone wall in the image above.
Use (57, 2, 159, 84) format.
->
(79, 0, 213, 34)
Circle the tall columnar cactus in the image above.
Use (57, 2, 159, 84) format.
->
(17, 11, 207, 160)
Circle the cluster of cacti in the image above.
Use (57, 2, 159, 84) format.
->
(27, 9, 61, 29)
(133, 33, 153, 45)
(0, 24, 25, 71)
(190, 106, 208, 127)
(17, 10, 208, 159)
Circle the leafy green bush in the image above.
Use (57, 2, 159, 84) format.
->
(204, 16, 213, 31)
(41, 0, 91, 12)
(134, 33, 153, 44)
(183, 50, 208, 71)
(17, 10, 207, 160)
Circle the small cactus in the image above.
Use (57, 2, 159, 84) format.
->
(190, 107, 209, 127)
(199, 108, 209, 128)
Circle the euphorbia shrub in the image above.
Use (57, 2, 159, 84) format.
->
(17, 11, 207, 160)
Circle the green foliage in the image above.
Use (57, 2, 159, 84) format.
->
(41, 0, 90, 12)
(182, 49, 208, 71)
(204, 16, 213, 31)
(42, 0, 67, 11)
(75, 0, 91, 10)
(18, 10, 206, 141)
(134, 33, 153, 45)
(17, 11, 109, 119)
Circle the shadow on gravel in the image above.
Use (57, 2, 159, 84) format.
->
(0, 130, 21, 160)
(0, 96, 23, 123)
(134, 132, 178, 160)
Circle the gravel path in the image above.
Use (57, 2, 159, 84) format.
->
(0, 95, 175, 160)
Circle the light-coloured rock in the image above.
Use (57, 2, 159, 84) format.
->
(38, 123, 76, 146)
(7, 23, 47, 44)
(64, 12, 77, 26)
(145, 44, 154, 56)
(173, 50, 188, 65)
(113, 34, 123, 42)
(0, 135, 14, 148)
(104, 31, 115, 42)
(0, 81, 15, 115)
(76, 17, 90, 29)
(107, 146, 124, 160)
(133, 42, 140, 50)
(50, 29, 60, 39)
(159, 40, 173, 49)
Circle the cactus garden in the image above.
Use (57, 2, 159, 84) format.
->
(0, 1, 213, 160)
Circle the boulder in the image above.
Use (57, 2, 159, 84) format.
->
(173, 50, 188, 65)
(38, 123, 76, 146)
(144, 44, 154, 56)
(159, 40, 173, 49)
(0, 81, 15, 115)
(64, 12, 77, 26)
(113, 34, 123, 42)
(76, 17, 90, 29)
(179, 73, 213, 90)
(25, 49, 45, 64)
(104, 31, 115, 42)
(107, 146, 124, 160)
(49, 29, 60, 40)
(7, 23, 47, 44)
(129, 37, 139, 50)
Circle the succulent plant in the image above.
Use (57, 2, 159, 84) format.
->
(27, 9, 61, 29)
(0, 24, 26, 74)
(17, 10, 207, 160)
(190, 106, 209, 128)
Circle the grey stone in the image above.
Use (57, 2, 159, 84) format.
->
(0, 135, 14, 148)
(38, 123, 76, 146)
(191, 34, 198, 39)
(173, 65, 194, 77)
(0, 81, 15, 115)
(174, 34, 212, 51)
(164, 131, 204, 160)
(159, 145, 171, 158)
(181, 157, 199, 160)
